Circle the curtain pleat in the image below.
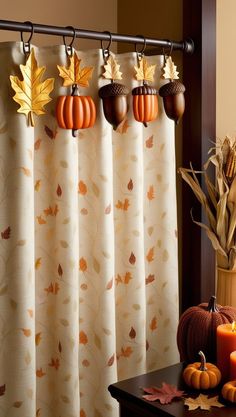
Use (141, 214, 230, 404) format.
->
(0, 42, 179, 417)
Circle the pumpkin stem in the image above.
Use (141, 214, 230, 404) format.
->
(143, 122, 148, 127)
(198, 350, 207, 371)
(207, 295, 219, 312)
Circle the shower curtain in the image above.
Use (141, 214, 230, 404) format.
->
(0, 42, 179, 417)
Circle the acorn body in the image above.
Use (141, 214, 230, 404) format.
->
(159, 80, 185, 124)
(132, 85, 158, 126)
(99, 82, 129, 129)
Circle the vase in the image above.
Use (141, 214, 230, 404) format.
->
(217, 267, 236, 307)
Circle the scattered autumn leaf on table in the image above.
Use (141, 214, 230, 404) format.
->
(142, 382, 185, 404)
(184, 394, 224, 411)
(10, 48, 54, 127)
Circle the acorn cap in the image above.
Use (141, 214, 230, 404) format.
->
(132, 85, 158, 95)
(159, 80, 186, 97)
(99, 82, 129, 98)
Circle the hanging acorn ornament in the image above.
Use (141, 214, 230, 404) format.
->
(159, 49, 185, 124)
(98, 32, 129, 130)
(56, 27, 96, 137)
(132, 38, 158, 127)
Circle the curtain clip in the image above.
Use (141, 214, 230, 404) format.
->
(21, 21, 34, 56)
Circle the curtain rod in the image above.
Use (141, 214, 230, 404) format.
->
(0, 19, 194, 54)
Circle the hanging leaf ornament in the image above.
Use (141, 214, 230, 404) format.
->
(132, 56, 158, 126)
(57, 52, 94, 87)
(102, 55, 122, 81)
(99, 54, 129, 130)
(56, 51, 96, 136)
(10, 48, 54, 127)
(162, 56, 179, 81)
(159, 55, 185, 124)
(134, 57, 156, 83)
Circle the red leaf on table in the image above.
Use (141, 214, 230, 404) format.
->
(142, 382, 185, 404)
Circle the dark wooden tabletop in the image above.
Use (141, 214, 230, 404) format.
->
(108, 363, 236, 417)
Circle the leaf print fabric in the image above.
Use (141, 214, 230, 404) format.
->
(0, 43, 179, 417)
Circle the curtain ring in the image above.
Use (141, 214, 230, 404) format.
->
(167, 40, 173, 57)
(63, 26, 76, 56)
(135, 35, 146, 61)
(101, 31, 112, 60)
(21, 21, 34, 55)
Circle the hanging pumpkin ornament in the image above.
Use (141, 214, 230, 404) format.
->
(159, 55, 185, 124)
(132, 56, 158, 127)
(10, 48, 54, 127)
(56, 51, 96, 136)
(99, 52, 129, 130)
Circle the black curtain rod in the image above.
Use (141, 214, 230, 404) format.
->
(0, 19, 194, 54)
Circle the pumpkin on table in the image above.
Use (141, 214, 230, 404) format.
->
(222, 380, 236, 403)
(56, 52, 96, 136)
(177, 295, 236, 363)
(183, 351, 221, 390)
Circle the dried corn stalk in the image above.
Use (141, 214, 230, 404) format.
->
(179, 136, 236, 270)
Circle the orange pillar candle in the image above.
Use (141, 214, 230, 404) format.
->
(230, 351, 236, 380)
(217, 322, 236, 381)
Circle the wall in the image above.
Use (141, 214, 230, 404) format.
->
(0, 0, 117, 49)
(217, 0, 236, 139)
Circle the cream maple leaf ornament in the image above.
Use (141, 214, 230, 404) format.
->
(56, 51, 96, 136)
(132, 56, 158, 126)
(99, 54, 129, 130)
(159, 55, 186, 124)
(10, 48, 54, 127)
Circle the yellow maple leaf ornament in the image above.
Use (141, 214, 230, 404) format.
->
(10, 48, 54, 127)
(57, 52, 94, 88)
(134, 57, 156, 83)
(162, 56, 179, 81)
(102, 55, 122, 81)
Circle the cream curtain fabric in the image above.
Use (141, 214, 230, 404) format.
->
(0, 42, 179, 417)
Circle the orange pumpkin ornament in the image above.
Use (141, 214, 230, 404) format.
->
(222, 380, 236, 403)
(132, 85, 158, 126)
(132, 56, 158, 127)
(183, 351, 221, 390)
(56, 52, 96, 136)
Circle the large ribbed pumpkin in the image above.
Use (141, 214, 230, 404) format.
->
(132, 85, 158, 126)
(56, 95, 96, 131)
(177, 296, 236, 363)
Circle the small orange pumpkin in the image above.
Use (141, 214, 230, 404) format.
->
(222, 380, 236, 403)
(132, 85, 158, 126)
(183, 351, 221, 390)
(56, 95, 96, 132)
